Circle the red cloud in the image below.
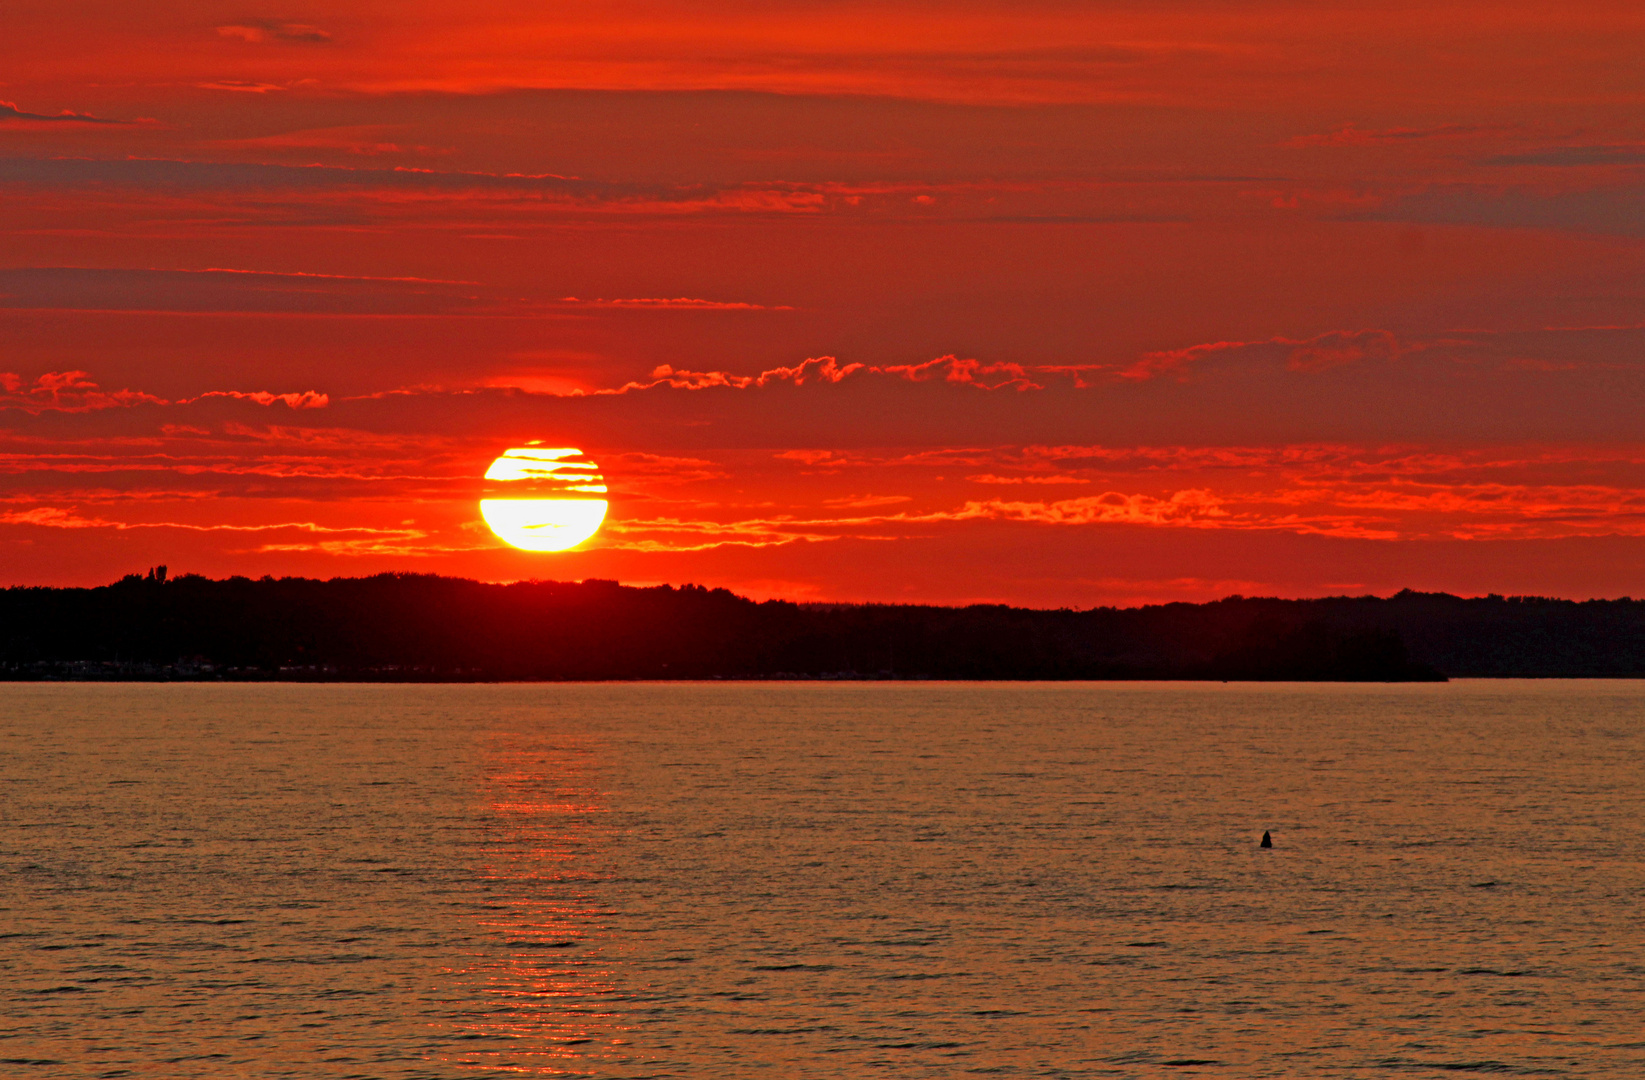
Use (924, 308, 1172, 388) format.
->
(559, 296, 794, 311)
(941, 490, 1229, 527)
(215, 21, 331, 44)
(185, 390, 331, 409)
(1, 372, 330, 413)
(1285, 123, 1505, 148)
(0, 371, 164, 413)
(0, 100, 127, 124)
(597, 355, 1046, 395)
(1124, 329, 1402, 380)
(881, 356, 1044, 391)
(615, 356, 866, 392)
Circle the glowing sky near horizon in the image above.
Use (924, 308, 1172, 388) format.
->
(5, 1, 1645, 604)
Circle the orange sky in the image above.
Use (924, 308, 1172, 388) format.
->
(5, 1, 1645, 603)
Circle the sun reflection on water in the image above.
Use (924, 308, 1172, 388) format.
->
(438, 736, 631, 1076)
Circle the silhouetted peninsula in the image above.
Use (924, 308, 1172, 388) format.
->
(7, 570, 1642, 682)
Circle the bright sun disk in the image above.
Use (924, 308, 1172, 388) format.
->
(480, 446, 608, 551)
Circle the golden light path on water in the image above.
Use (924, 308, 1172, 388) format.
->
(481, 446, 609, 552)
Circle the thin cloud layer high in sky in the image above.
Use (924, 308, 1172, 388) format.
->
(4, 1, 1645, 603)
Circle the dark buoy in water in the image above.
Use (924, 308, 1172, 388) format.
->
(1260, 830, 1273, 848)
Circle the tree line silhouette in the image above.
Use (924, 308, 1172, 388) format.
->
(5, 570, 1644, 681)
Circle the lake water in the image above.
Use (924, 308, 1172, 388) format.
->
(4, 681, 1644, 1078)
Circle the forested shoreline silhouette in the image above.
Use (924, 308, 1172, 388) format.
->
(6, 569, 1645, 682)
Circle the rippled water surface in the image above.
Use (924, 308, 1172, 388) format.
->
(5, 681, 1645, 1078)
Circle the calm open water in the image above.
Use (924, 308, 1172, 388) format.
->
(3, 681, 1644, 1078)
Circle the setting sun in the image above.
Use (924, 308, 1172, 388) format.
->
(480, 446, 608, 552)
